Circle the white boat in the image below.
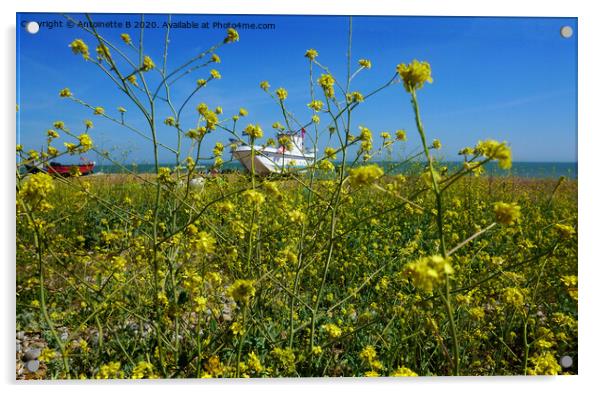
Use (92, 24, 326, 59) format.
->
(231, 130, 316, 175)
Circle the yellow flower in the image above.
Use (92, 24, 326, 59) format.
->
(47, 146, 58, 156)
(318, 73, 335, 98)
(141, 55, 155, 72)
(131, 361, 157, 379)
(308, 100, 324, 111)
(403, 255, 453, 292)
(85, 120, 93, 129)
(348, 164, 384, 188)
(359, 345, 377, 363)
(305, 48, 318, 61)
(364, 371, 380, 377)
(396, 59, 433, 92)
(260, 80, 270, 91)
(95, 361, 123, 379)
(322, 323, 342, 339)
(318, 160, 335, 172)
(59, 88, 72, 98)
(157, 167, 173, 184)
(527, 352, 562, 375)
(239, 108, 248, 117)
(324, 147, 337, 160)
(475, 139, 512, 169)
(276, 87, 288, 101)
(47, 129, 59, 139)
(228, 279, 256, 305)
(380, 132, 391, 140)
(288, 210, 305, 224)
(193, 296, 207, 313)
(78, 133, 93, 152)
(210, 69, 221, 79)
(211, 53, 221, 63)
(38, 347, 56, 362)
(164, 117, 176, 126)
(19, 172, 55, 211)
(93, 107, 105, 115)
(348, 91, 364, 103)
(244, 124, 263, 139)
(197, 78, 207, 87)
(359, 58, 372, 69)
(195, 231, 216, 254)
(247, 352, 263, 373)
(502, 287, 524, 308)
(53, 121, 65, 130)
(127, 75, 138, 86)
(395, 129, 407, 141)
(96, 44, 111, 61)
(554, 223, 575, 239)
(493, 202, 521, 225)
(390, 367, 418, 377)
(432, 139, 442, 149)
(120, 33, 132, 44)
(69, 39, 90, 60)
(224, 28, 240, 43)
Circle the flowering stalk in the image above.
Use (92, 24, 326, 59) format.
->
(408, 87, 460, 376)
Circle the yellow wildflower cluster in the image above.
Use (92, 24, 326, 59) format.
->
(242, 189, 266, 206)
(475, 140, 512, 169)
(395, 129, 407, 141)
(322, 323, 342, 339)
(390, 367, 418, 377)
(19, 173, 55, 212)
(276, 87, 288, 101)
(358, 126, 373, 151)
(527, 352, 562, 375)
(560, 275, 578, 301)
(228, 279, 256, 305)
(305, 48, 318, 61)
(403, 255, 453, 292)
(260, 80, 270, 91)
(308, 100, 324, 111)
(120, 33, 131, 44)
(244, 124, 263, 139)
(131, 361, 158, 379)
(69, 39, 90, 60)
(141, 55, 156, 72)
(224, 28, 240, 43)
(95, 361, 124, 379)
(59, 88, 72, 98)
(358, 58, 372, 69)
(78, 133, 93, 152)
(348, 164, 384, 188)
(96, 44, 111, 61)
(396, 60, 433, 92)
(502, 287, 524, 308)
(318, 74, 335, 98)
(493, 202, 521, 225)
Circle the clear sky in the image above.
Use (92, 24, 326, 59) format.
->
(16, 13, 577, 164)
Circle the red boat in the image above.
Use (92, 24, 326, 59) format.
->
(45, 161, 95, 176)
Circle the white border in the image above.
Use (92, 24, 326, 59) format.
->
(3, 1, 600, 392)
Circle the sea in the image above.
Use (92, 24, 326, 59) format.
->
(93, 161, 578, 180)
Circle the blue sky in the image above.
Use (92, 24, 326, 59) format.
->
(16, 13, 577, 164)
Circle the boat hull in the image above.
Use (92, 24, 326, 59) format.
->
(232, 146, 314, 175)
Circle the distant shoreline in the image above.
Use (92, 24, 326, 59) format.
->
(87, 161, 578, 180)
